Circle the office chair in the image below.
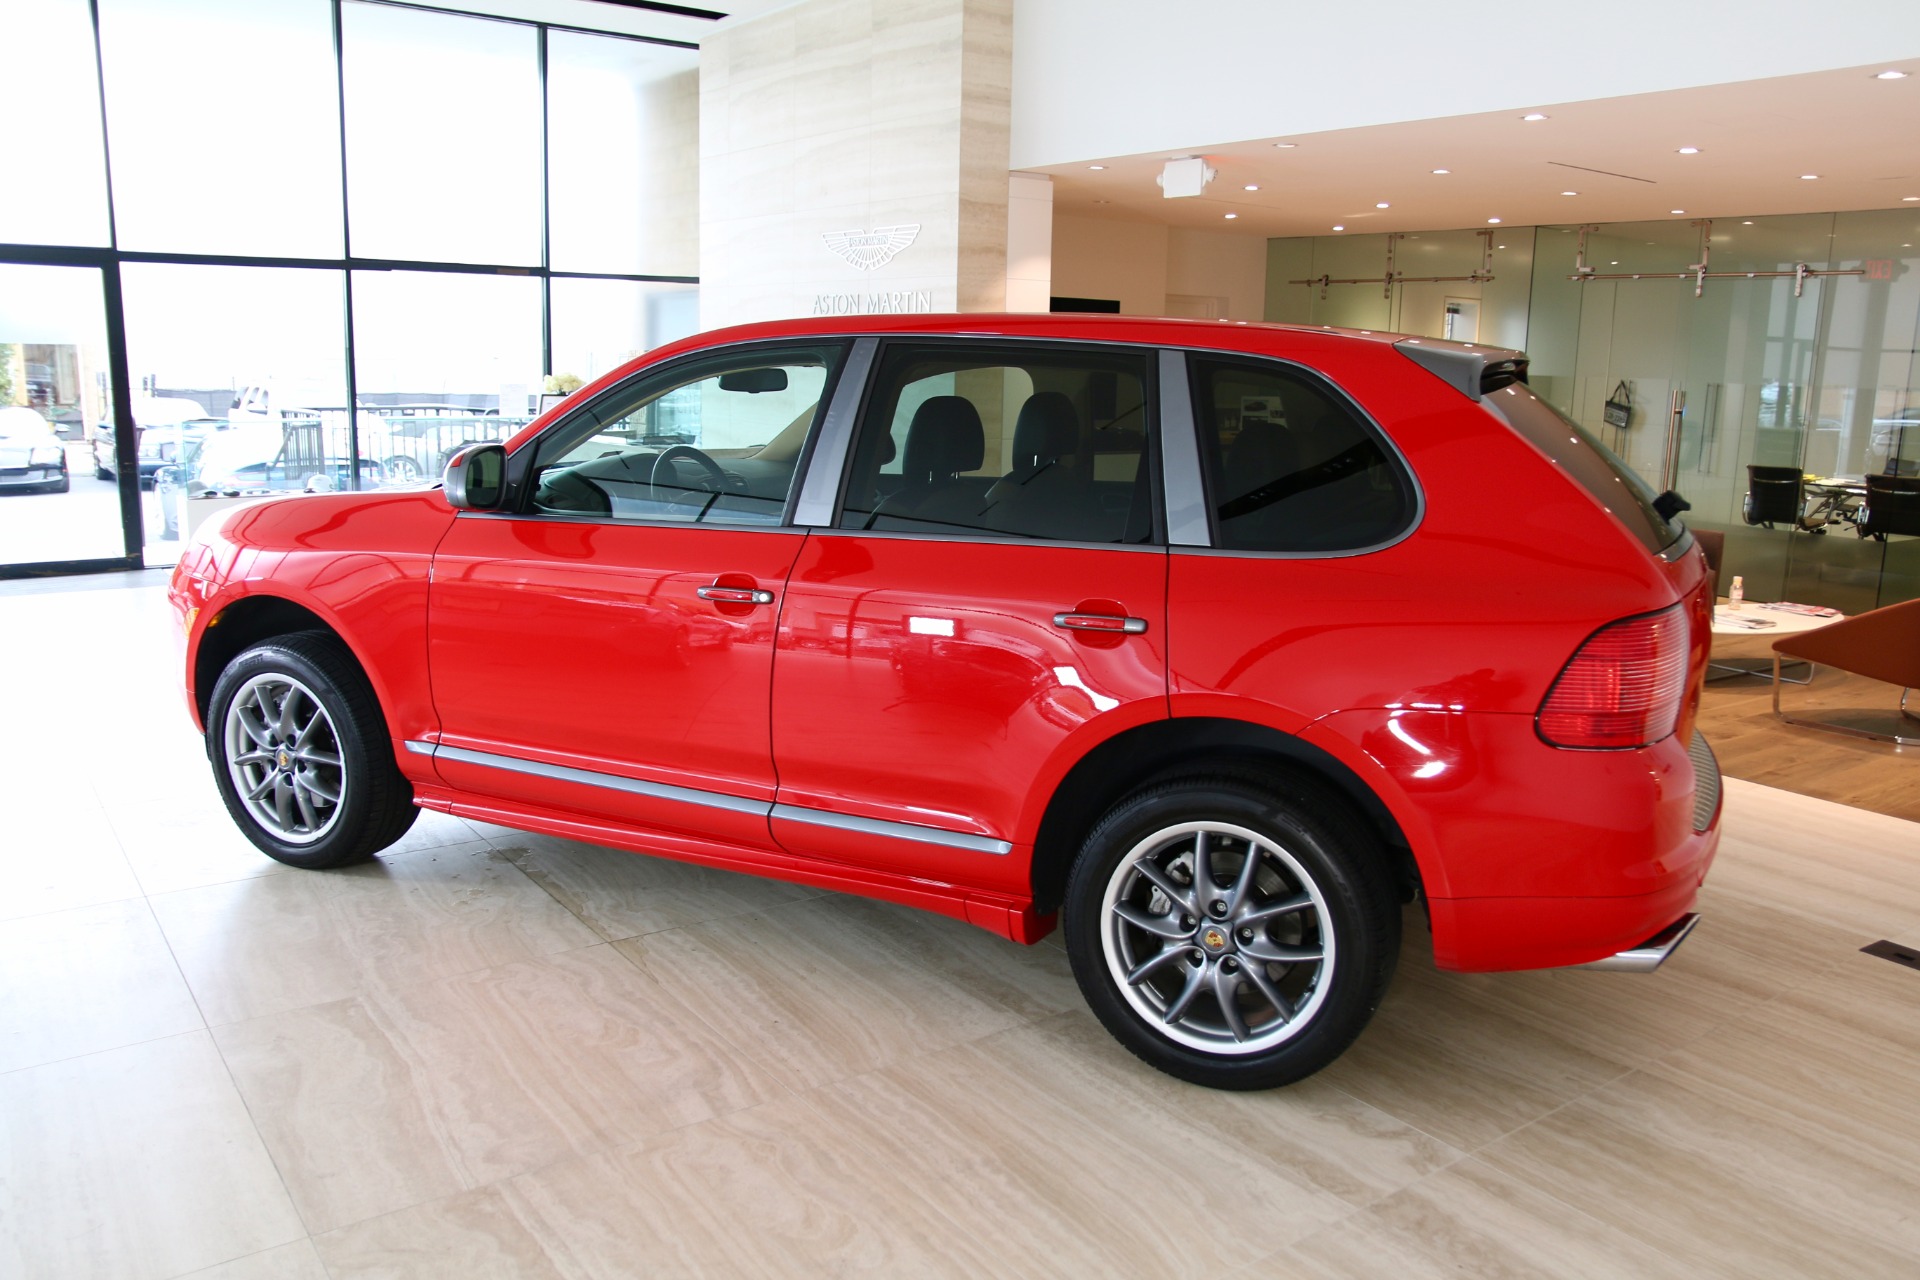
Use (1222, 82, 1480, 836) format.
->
(1742, 465, 1805, 530)
(1857, 473, 1920, 540)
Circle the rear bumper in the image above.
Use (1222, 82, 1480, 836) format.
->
(1425, 828, 1714, 971)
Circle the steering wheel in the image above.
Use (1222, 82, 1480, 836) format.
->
(651, 444, 732, 494)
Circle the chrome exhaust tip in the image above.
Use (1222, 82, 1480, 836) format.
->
(1579, 913, 1701, 973)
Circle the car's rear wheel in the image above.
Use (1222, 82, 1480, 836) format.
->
(383, 455, 422, 484)
(1063, 775, 1399, 1090)
(206, 632, 417, 869)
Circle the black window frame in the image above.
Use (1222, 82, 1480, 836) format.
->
(497, 337, 851, 527)
(829, 337, 1166, 548)
(1186, 351, 1420, 557)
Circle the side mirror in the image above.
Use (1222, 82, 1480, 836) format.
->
(444, 443, 506, 510)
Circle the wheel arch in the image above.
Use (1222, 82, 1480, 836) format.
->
(1027, 716, 1420, 917)
(192, 594, 354, 725)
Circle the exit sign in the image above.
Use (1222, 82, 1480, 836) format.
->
(1865, 258, 1895, 280)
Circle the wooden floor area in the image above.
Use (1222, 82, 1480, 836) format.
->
(1696, 633, 1920, 824)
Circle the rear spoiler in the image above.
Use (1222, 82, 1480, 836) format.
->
(1394, 337, 1528, 401)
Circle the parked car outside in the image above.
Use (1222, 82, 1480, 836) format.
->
(92, 394, 222, 486)
(169, 314, 1721, 1090)
(1870, 407, 1920, 475)
(358, 406, 526, 484)
(0, 405, 71, 494)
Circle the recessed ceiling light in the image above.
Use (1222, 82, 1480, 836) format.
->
(1521, 112, 1549, 121)
(1677, 146, 1701, 155)
(1497, 244, 1507, 249)
(1904, 196, 1920, 201)
(1243, 184, 1259, 191)
(1801, 174, 1821, 180)
(1432, 168, 1451, 175)
(1742, 220, 1754, 224)
(1611, 260, 1619, 265)
(1087, 164, 1105, 170)
(1671, 209, 1686, 214)
(1487, 217, 1502, 224)
(1561, 190, 1578, 196)
(1874, 69, 1909, 79)
(1332, 224, 1344, 231)
(1274, 142, 1297, 149)
(1223, 213, 1239, 220)
(1375, 202, 1390, 208)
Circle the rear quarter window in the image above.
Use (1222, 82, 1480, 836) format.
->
(1191, 354, 1416, 553)
(1484, 383, 1684, 555)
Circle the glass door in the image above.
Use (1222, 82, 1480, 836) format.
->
(0, 262, 134, 571)
(1666, 217, 1835, 607)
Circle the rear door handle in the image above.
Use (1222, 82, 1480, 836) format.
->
(1053, 611, 1147, 634)
(698, 584, 775, 605)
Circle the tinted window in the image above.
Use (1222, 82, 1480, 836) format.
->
(1486, 383, 1683, 554)
(527, 343, 843, 525)
(1192, 356, 1415, 553)
(839, 343, 1154, 544)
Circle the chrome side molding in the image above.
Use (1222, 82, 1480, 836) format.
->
(1579, 913, 1701, 973)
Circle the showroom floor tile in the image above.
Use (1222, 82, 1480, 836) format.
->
(5, 581, 1920, 1278)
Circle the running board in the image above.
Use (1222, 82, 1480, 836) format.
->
(1579, 913, 1701, 973)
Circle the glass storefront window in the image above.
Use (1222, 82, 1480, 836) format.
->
(98, 0, 344, 258)
(550, 277, 698, 389)
(350, 270, 542, 483)
(341, 3, 542, 267)
(0, 0, 111, 248)
(0, 265, 120, 566)
(121, 263, 349, 564)
(547, 32, 700, 277)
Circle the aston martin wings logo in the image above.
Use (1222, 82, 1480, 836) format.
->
(822, 224, 920, 271)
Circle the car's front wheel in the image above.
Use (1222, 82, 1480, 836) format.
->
(1064, 775, 1399, 1090)
(206, 632, 418, 869)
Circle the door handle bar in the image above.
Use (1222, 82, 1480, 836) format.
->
(1053, 612, 1147, 634)
(698, 584, 775, 605)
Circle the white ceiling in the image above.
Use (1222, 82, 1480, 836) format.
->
(1036, 62, 1920, 239)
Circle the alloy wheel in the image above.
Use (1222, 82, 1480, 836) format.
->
(221, 672, 347, 845)
(1099, 820, 1335, 1054)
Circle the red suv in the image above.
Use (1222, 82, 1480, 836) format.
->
(169, 314, 1720, 1089)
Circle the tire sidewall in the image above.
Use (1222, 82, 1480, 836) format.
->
(206, 638, 386, 869)
(1063, 780, 1397, 1090)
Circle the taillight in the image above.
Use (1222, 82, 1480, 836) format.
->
(1537, 604, 1689, 749)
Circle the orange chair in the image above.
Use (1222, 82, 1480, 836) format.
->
(1771, 598, 1920, 745)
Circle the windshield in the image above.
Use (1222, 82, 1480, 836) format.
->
(1482, 382, 1686, 554)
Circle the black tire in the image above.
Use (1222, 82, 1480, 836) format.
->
(94, 461, 112, 481)
(1063, 773, 1399, 1090)
(206, 631, 417, 869)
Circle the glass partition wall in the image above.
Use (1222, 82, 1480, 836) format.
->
(1525, 212, 1920, 613)
(0, 0, 698, 577)
(1267, 210, 1920, 611)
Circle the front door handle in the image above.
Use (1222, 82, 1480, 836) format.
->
(1053, 611, 1147, 635)
(698, 584, 775, 605)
